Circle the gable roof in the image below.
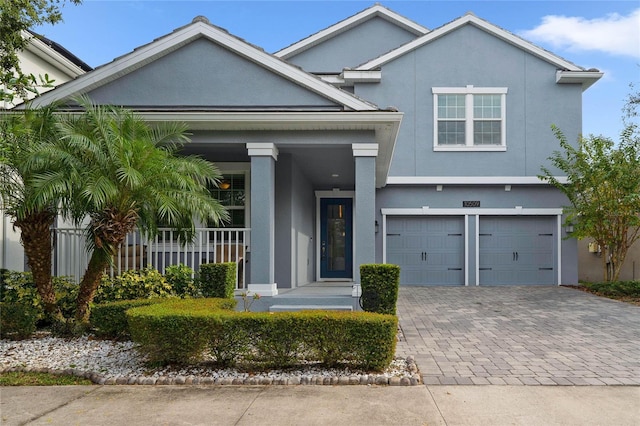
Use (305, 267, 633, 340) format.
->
(24, 16, 378, 111)
(356, 12, 596, 73)
(274, 4, 429, 59)
(26, 30, 92, 73)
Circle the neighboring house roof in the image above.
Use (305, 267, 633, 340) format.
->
(355, 12, 602, 90)
(274, 4, 429, 59)
(23, 16, 379, 111)
(26, 30, 92, 73)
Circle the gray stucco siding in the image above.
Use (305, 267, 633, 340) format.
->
(354, 24, 583, 178)
(286, 17, 420, 73)
(87, 38, 339, 108)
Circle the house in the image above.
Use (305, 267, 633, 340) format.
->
(0, 31, 90, 272)
(17, 5, 602, 298)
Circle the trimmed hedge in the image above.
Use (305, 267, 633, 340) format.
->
(127, 299, 397, 371)
(197, 263, 236, 298)
(90, 299, 164, 340)
(360, 264, 400, 315)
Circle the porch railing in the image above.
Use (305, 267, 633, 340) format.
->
(53, 227, 250, 289)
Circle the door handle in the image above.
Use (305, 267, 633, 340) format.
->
(516, 252, 519, 261)
(321, 241, 326, 260)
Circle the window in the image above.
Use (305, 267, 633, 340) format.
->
(433, 86, 507, 151)
(209, 173, 246, 229)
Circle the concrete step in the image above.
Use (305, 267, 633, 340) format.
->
(269, 304, 353, 312)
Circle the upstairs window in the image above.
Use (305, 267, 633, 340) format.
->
(433, 86, 507, 151)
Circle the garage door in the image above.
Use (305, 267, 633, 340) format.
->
(479, 216, 556, 285)
(387, 216, 464, 285)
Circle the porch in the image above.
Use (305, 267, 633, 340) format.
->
(238, 281, 359, 312)
(53, 227, 249, 290)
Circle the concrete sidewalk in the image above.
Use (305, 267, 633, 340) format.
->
(2, 385, 639, 426)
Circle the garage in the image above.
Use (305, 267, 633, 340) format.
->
(386, 216, 464, 285)
(479, 216, 556, 285)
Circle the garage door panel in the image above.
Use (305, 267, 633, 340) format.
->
(479, 216, 556, 285)
(387, 216, 464, 286)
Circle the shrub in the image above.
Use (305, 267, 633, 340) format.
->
(127, 299, 397, 371)
(583, 280, 640, 297)
(0, 301, 39, 339)
(360, 264, 400, 315)
(0, 271, 78, 325)
(90, 299, 163, 339)
(127, 298, 238, 364)
(94, 268, 174, 304)
(196, 263, 236, 298)
(165, 264, 197, 297)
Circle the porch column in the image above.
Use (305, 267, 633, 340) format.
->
(247, 143, 279, 296)
(352, 143, 377, 297)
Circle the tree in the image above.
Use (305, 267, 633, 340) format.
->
(0, 0, 82, 104)
(35, 96, 228, 322)
(0, 104, 63, 320)
(540, 103, 640, 282)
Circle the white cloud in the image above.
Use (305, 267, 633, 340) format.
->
(520, 9, 640, 58)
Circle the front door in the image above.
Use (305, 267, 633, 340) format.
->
(320, 198, 353, 279)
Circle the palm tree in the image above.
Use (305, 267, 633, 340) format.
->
(36, 96, 228, 322)
(0, 105, 62, 321)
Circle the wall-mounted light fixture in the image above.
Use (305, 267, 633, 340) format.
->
(375, 220, 379, 234)
(436, 185, 443, 192)
(565, 225, 574, 234)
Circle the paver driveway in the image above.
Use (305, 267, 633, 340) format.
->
(395, 286, 640, 385)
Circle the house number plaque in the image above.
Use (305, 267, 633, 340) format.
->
(463, 201, 480, 207)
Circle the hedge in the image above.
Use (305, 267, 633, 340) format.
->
(360, 264, 400, 315)
(90, 299, 165, 340)
(127, 299, 397, 371)
(197, 263, 236, 298)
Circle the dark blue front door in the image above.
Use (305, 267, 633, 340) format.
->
(320, 198, 353, 279)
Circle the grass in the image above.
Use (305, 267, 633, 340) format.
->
(571, 280, 640, 306)
(0, 371, 93, 386)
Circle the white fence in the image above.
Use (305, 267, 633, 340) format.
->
(53, 227, 249, 289)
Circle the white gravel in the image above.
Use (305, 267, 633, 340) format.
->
(0, 335, 420, 385)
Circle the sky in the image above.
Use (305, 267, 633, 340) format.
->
(34, 0, 640, 141)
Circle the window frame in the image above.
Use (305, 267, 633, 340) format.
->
(432, 86, 508, 151)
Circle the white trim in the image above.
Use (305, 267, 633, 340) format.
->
(275, 4, 429, 59)
(352, 143, 379, 157)
(357, 14, 584, 72)
(557, 215, 563, 286)
(382, 212, 388, 264)
(475, 215, 480, 286)
(433, 145, 507, 152)
(22, 31, 87, 78)
(556, 70, 603, 91)
(342, 70, 382, 83)
(246, 142, 278, 160)
(432, 86, 508, 94)
(314, 191, 356, 282)
(464, 214, 469, 286)
(380, 207, 563, 216)
(386, 176, 568, 185)
(247, 283, 278, 297)
(23, 21, 378, 111)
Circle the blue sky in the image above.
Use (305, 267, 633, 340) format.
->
(35, 1, 639, 140)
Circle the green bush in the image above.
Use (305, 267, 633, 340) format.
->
(583, 281, 640, 297)
(127, 299, 397, 371)
(127, 298, 238, 364)
(196, 263, 236, 298)
(0, 271, 78, 325)
(90, 299, 163, 339)
(360, 264, 400, 315)
(165, 264, 197, 297)
(94, 268, 174, 304)
(0, 301, 39, 339)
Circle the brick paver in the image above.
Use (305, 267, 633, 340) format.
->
(395, 286, 640, 385)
